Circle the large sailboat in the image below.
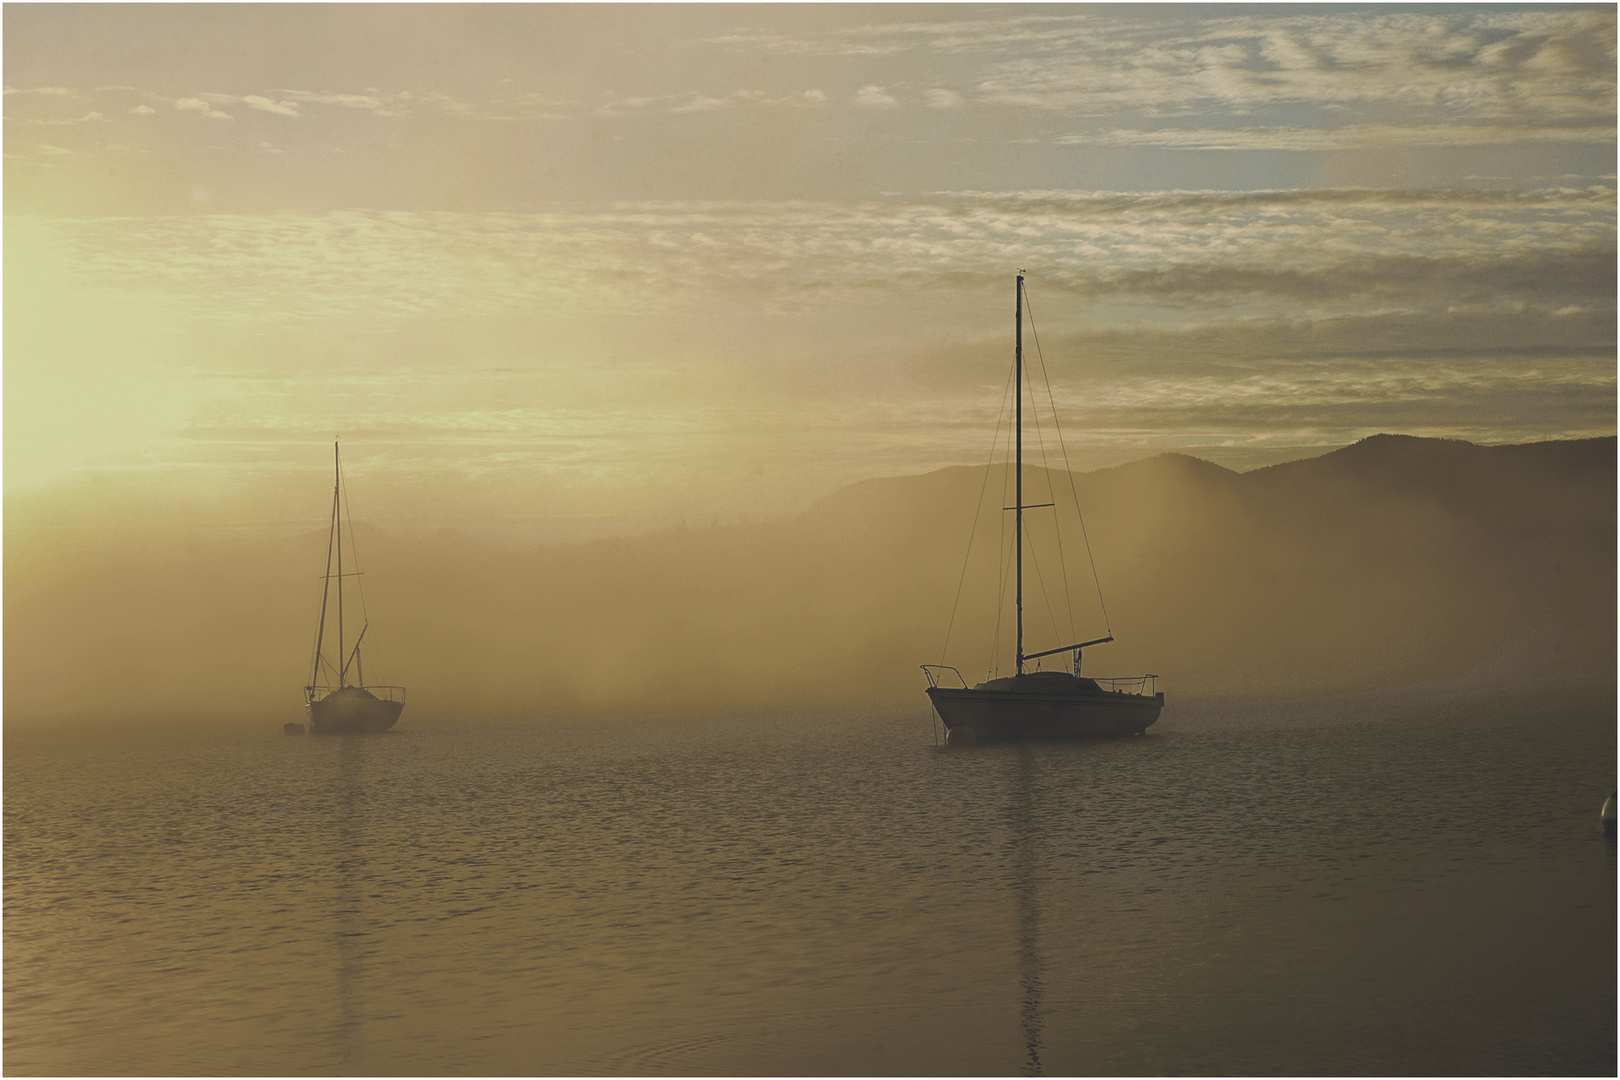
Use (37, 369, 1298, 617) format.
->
(922, 274, 1162, 746)
(303, 442, 406, 735)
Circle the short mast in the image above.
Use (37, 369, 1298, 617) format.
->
(1015, 273, 1025, 676)
(334, 441, 345, 687)
(310, 479, 337, 690)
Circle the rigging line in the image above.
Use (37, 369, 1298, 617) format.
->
(310, 479, 339, 688)
(991, 444, 1011, 677)
(1016, 364, 1067, 652)
(1023, 286, 1112, 636)
(340, 462, 366, 623)
(940, 356, 1019, 666)
(1021, 282, 1078, 643)
(1023, 517, 1066, 662)
(989, 363, 1020, 679)
(309, 647, 340, 688)
(338, 455, 355, 683)
(1020, 325, 1075, 645)
(338, 454, 379, 685)
(992, 500, 1018, 680)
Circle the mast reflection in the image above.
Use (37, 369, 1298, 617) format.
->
(331, 736, 368, 1072)
(1011, 745, 1044, 1076)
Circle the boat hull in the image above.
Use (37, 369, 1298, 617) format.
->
(307, 689, 404, 734)
(927, 685, 1162, 744)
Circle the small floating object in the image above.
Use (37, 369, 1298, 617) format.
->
(1603, 792, 1616, 835)
(284, 722, 306, 736)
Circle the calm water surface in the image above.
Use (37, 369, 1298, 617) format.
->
(5, 690, 1614, 1075)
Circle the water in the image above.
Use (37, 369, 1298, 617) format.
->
(6, 690, 1614, 1075)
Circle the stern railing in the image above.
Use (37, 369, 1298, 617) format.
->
(305, 684, 408, 706)
(923, 666, 1159, 696)
(1094, 675, 1159, 696)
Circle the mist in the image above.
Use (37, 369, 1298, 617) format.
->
(6, 435, 1611, 724)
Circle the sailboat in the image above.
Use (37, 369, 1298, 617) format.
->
(303, 442, 406, 735)
(922, 274, 1162, 746)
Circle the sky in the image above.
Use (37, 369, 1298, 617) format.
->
(5, 3, 1615, 542)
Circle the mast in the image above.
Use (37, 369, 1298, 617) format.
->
(335, 441, 345, 687)
(311, 477, 338, 690)
(1015, 273, 1025, 676)
(1008, 275, 1115, 677)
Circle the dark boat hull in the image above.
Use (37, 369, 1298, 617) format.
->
(307, 690, 404, 734)
(927, 685, 1162, 744)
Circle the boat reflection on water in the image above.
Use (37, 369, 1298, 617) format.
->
(329, 737, 368, 1069)
(1011, 746, 1044, 1077)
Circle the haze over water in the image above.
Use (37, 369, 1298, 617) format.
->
(6, 690, 1612, 1075)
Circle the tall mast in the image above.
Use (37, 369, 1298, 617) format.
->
(1015, 273, 1025, 676)
(335, 440, 345, 687)
(311, 478, 337, 689)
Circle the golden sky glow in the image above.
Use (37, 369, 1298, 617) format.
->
(5, 4, 1615, 542)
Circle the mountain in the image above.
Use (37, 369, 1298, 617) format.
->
(5, 435, 1613, 721)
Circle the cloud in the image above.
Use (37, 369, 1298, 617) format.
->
(10, 188, 1611, 524)
(972, 8, 1616, 124)
(922, 88, 964, 109)
(176, 96, 231, 120)
(23, 111, 107, 126)
(1059, 123, 1617, 152)
(708, 8, 1614, 130)
(855, 85, 899, 109)
(242, 95, 301, 117)
(272, 90, 405, 117)
(704, 28, 913, 58)
(27, 187, 1612, 335)
(1075, 305, 1615, 369)
(275, 87, 526, 120)
(672, 89, 764, 113)
(9, 84, 555, 126)
(599, 88, 827, 116)
(130, 104, 156, 116)
(671, 95, 730, 113)
(596, 92, 689, 116)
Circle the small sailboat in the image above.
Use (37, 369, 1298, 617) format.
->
(304, 442, 406, 735)
(922, 274, 1162, 745)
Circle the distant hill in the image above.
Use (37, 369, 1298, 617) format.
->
(5, 435, 1613, 720)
